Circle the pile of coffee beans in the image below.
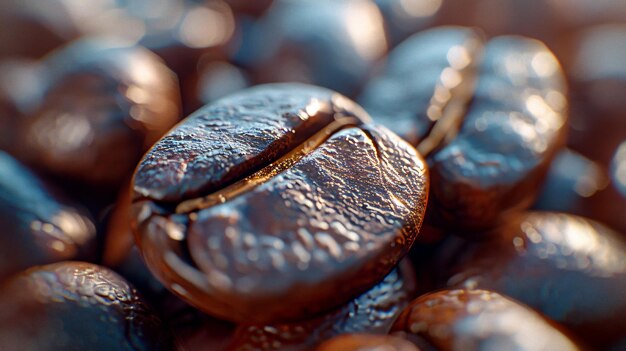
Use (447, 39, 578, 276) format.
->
(0, 1, 624, 350)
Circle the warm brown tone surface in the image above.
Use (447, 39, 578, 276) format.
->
(360, 27, 567, 232)
(132, 84, 428, 323)
(392, 289, 581, 351)
(316, 334, 420, 351)
(0, 152, 96, 281)
(431, 212, 626, 347)
(227, 262, 414, 351)
(0, 262, 170, 351)
(7, 39, 181, 187)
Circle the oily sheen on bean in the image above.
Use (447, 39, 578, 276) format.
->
(430, 212, 626, 348)
(131, 84, 428, 323)
(391, 289, 582, 351)
(0, 152, 96, 281)
(11, 38, 181, 187)
(360, 27, 567, 232)
(0, 262, 170, 351)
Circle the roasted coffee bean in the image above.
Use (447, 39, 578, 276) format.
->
(316, 334, 421, 351)
(360, 27, 567, 232)
(428, 212, 626, 348)
(227, 262, 415, 351)
(132, 83, 428, 323)
(0, 261, 170, 351)
(0, 152, 96, 282)
(234, 0, 387, 96)
(391, 289, 582, 351)
(9, 38, 181, 188)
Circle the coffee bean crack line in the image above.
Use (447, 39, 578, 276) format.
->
(174, 116, 362, 214)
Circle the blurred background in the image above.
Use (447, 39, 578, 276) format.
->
(0, 0, 625, 349)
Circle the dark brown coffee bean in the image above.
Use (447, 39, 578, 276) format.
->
(391, 289, 582, 351)
(227, 262, 415, 351)
(359, 27, 483, 147)
(234, 0, 387, 96)
(429, 212, 626, 348)
(316, 334, 421, 351)
(11, 38, 181, 187)
(360, 27, 567, 232)
(132, 84, 428, 323)
(0, 152, 96, 282)
(0, 261, 170, 351)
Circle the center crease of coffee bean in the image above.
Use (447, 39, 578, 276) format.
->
(174, 115, 363, 214)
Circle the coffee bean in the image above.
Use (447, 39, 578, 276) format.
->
(360, 27, 567, 232)
(132, 83, 428, 323)
(10, 38, 181, 188)
(391, 289, 582, 351)
(429, 212, 626, 347)
(0, 152, 96, 281)
(0, 261, 170, 351)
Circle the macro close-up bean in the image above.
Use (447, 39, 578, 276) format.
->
(0, 1, 625, 350)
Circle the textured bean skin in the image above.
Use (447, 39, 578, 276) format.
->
(227, 262, 415, 351)
(10, 39, 181, 187)
(0, 262, 170, 351)
(134, 83, 366, 202)
(391, 289, 582, 351)
(0, 152, 96, 281)
(132, 84, 428, 323)
(360, 27, 567, 232)
(429, 213, 626, 347)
